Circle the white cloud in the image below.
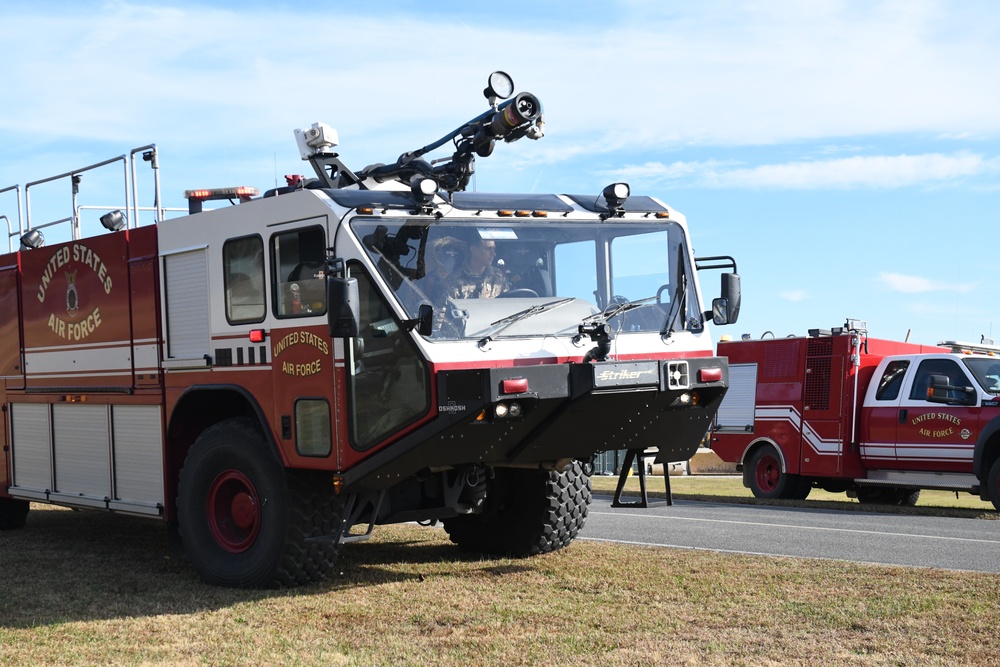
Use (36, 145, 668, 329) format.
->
(602, 153, 1000, 190)
(880, 272, 977, 293)
(3, 1, 1000, 154)
(779, 290, 808, 302)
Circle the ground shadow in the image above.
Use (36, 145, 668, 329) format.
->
(0, 506, 530, 629)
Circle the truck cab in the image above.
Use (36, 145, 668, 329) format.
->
(861, 347, 1000, 494)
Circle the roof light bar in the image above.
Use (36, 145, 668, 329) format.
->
(184, 186, 259, 201)
(184, 186, 259, 214)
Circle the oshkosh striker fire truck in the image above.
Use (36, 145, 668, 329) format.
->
(0, 73, 741, 587)
(712, 320, 1000, 508)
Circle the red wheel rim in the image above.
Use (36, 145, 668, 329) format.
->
(755, 453, 781, 493)
(207, 470, 261, 553)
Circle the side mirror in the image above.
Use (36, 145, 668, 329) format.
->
(711, 273, 740, 325)
(327, 276, 360, 338)
(402, 302, 434, 337)
(927, 375, 977, 406)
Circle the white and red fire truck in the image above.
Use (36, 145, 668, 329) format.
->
(711, 320, 1000, 508)
(0, 73, 741, 587)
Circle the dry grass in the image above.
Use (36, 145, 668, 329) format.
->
(1, 504, 999, 666)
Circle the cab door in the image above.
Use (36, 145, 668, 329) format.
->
(219, 220, 340, 470)
(265, 221, 341, 469)
(894, 357, 978, 473)
(860, 359, 909, 467)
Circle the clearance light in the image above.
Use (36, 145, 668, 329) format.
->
(532, 211, 548, 218)
(699, 367, 723, 383)
(514, 210, 531, 217)
(248, 329, 266, 344)
(501, 377, 529, 394)
(497, 209, 514, 217)
(356, 207, 375, 215)
(655, 211, 670, 219)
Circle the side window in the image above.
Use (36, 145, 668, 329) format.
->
(347, 266, 430, 450)
(908, 358, 968, 401)
(223, 236, 265, 324)
(271, 226, 327, 318)
(875, 360, 909, 401)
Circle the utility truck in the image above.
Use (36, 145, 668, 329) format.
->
(0, 73, 740, 586)
(712, 320, 1000, 508)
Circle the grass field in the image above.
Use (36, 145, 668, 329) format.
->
(1, 487, 998, 666)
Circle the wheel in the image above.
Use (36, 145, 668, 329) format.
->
(497, 288, 539, 298)
(856, 486, 919, 506)
(787, 477, 813, 500)
(986, 458, 1000, 511)
(746, 445, 794, 499)
(0, 498, 29, 530)
(177, 417, 342, 587)
(443, 461, 592, 557)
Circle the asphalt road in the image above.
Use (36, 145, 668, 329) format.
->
(581, 495, 1000, 573)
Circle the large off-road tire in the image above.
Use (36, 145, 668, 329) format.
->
(856, 486, 920, 506)
(0, 498, 29, 530)
(746, 445, 805, 500)
(988, 458, 1000, 511)
(177, 417, 341, 588)
(443, 461, 592, 557)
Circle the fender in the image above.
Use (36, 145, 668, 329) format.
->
(741, 437, 788, 473)
(972, 414, 1000, 478)
(168, 384, 281, 465)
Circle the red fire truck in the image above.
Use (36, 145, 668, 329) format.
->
(711, 320, 1000, 508)
(0, 73, 741, 587)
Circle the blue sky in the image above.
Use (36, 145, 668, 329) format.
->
(1, 1, 998, 347)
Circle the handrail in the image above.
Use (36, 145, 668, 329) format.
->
(129, 144, 162, 226)
(25, 155, 129, 240)
(1, 215, 12, 253)
(0, 184, 24, 248)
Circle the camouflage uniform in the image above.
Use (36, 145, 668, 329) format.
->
(446, 264, 507, 300)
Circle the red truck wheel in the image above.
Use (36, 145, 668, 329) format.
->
(747, 445, 793, 499)
(0, 498, 29, 530)
(987, 458, 1000, 511)
(177, 417, 340, 587)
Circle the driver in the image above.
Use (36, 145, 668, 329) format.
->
(444, 235, 507, 299)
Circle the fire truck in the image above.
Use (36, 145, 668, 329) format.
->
(0, 73, 741, 587)
(711, 320, 1000, 508)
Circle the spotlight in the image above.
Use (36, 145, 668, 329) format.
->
(601, 182, 630, 215)
(19, 229, 44, 250)
(100, 210, 126, 232)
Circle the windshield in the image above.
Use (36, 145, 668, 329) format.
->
(351, 218, 700, 340)
(964, 357, 1000, 394)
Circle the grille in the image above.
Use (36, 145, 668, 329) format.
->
(804, 356, 832, 411)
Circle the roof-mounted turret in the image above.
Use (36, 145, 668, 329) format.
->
(296, 71, 544, 195)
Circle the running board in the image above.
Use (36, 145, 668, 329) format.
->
(858, 470, 979, 492)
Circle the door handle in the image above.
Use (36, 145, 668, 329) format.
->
(898, 409, 907, 424)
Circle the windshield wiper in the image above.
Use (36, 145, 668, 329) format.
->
(582, 295, 660, 326)
(476, 297, 576, 346)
